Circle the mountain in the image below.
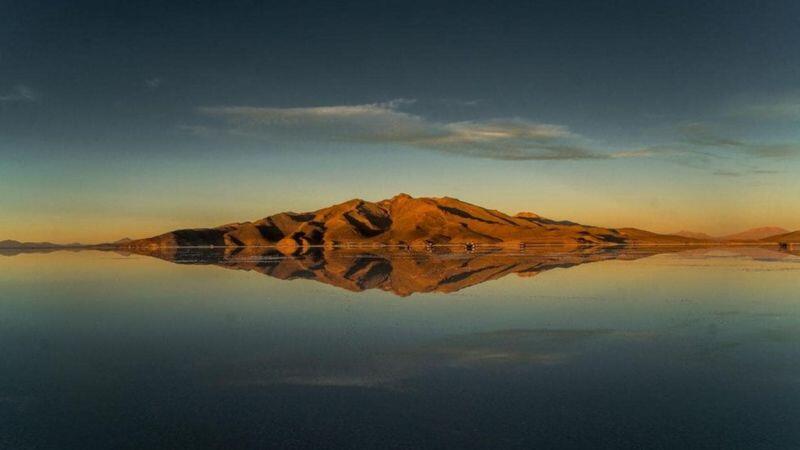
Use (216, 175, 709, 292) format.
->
(674, 230, 715, 240)
(121, 194, 698, 250)
(0, 240, 62, 249)
(719, 227, 789, 241)
(672, 227, 790, 242)
(760, 230, 800, 243)
(0, 240, 67, 256)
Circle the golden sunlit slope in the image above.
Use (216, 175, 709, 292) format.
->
(123, 194, 701, 250)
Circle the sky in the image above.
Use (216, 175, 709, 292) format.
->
(2, 0, 800, 243)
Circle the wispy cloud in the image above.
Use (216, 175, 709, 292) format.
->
(749, 143, 800, 159)
(434, 98, 482, 107)
(610, 149, 653, 158)
(727, 94, 800, 121)
(0, 85, 39, 103)
(712, 168, 781, 177)
(197, 100, 628, 161)
(681, 123, 744, 148)
(192, 99, 798, 170)
(713, 170, 742, 177)
(144, 77, 163, 90)
(739, 102, 800, 120)
(678, 123, 800, 160)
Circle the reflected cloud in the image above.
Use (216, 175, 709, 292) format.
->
(215, 328, 655, 389)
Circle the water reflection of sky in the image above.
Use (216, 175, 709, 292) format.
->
(0, 249, 799, 448)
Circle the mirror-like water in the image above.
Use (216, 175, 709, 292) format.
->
(1, 248, 799, 449)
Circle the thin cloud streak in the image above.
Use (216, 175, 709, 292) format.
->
(611, 149, 653, 158)
(679, 123, 800, 160)
(144, 77, 163, 89)
(198, 100, 635, 161)
(194, 100, 797, 170)
(0, 85, 39, 103)
(713, 170, 743, 177)
(726, 94, 800, 121)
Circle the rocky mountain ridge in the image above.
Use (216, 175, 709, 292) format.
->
(122, 194, 699, 250)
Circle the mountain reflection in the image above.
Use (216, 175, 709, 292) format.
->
(123, 245, 702, 296)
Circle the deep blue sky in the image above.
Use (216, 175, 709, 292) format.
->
(2, 0, 800, 241)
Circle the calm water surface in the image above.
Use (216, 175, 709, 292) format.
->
(1, 248, 799, 449)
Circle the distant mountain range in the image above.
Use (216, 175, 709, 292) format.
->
(721, 227, 790, 241)
(0, 240, 83, 256)
(673, 231, 715, 240)
(674, 227, 791, 242)
(0, 238, 129, 251)
(121, 194, 702, 250)
(0, 240, 66, 249)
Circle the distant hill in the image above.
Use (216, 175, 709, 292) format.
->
(672, 227, 791, 242)
(121, 194, 699, 250)
(674, 230, 715, 240)
(0, 240, 62, 249)
(719, 227, 789, 241)
(761, 230, 800, 243)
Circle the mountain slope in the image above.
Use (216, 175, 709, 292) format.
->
(122, 194, 700, 250)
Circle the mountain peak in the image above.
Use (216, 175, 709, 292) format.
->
(390, 193, 413, 201)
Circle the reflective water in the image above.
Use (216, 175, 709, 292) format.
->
(1, 247, 799, 449)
